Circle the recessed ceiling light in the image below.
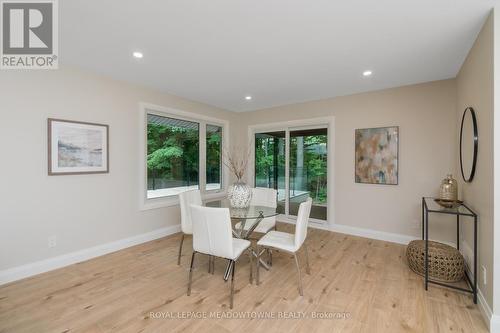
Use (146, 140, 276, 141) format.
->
(245, 96, 252, 100)
(363, 70, 372, 77)
(133, 51, 143, 59)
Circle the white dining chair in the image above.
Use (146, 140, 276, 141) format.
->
(234, 187, 278, 234)
(187, 204, 253, 309)
(178, 190, 202, 265)
(256, 197, 312, 296)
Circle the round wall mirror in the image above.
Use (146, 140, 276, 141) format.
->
(459, 107, 478, 182)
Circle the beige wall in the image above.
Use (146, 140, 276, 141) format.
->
(236, 79, 458, 242)
(456, 11, 494, 310)
(0, 66, 236, 271)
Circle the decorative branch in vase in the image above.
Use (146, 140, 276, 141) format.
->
(222, 143, 253, 208)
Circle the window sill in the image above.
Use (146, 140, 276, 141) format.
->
(140, 196, 179, 211)
(203, 190, 227, 202)
(139, 190, 227, 211)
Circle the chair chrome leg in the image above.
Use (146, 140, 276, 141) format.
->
(256, 246, 261, 285)
(230, 260, 235, 309)
(304, 243, 311, 275)
(223, 259, 232, 281)
(177, 234, 185, 265)
(187, 251, 196, 296)
(267, 249, 273, 266)
(248, 249, 253, 284)
(293, 253, 303, 296)
(211, 256, 215, 274)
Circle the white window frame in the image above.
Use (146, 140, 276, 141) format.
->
(248, 116, 335, 227)
(139, 102, 229, 210)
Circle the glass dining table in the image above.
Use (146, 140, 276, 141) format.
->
(206, 199, 278, 281)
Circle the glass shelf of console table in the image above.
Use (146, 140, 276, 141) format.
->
(421, 197, 478, 304)
(423, 197, 476, 216)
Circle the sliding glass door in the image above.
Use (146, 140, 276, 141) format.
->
(254, 127, 328, 221)
(254, 131, 286, 214)
(289, 128, 328, 220)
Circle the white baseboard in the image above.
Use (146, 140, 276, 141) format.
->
(477, 287, 494, 331)
(0, 224, 181, 286)
(278, 216, 414, 245)
(328, 223, 415, 245)
(481, 292, 500, 333)
(491, 314, 500, 333)
(460, 240, 498, 332)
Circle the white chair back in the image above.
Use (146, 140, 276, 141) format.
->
(294, 198, 312, 250)
(190, 205, 234, 259)
(178, 190, 202, 234)
(251, 187, 277, 208)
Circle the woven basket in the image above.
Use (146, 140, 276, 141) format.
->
(406, 240, 464, 283)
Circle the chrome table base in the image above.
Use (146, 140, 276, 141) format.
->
(223, 212, 268, 281)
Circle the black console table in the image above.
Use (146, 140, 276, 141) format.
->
(421, 197, 478, 303)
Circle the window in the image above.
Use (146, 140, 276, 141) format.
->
(142, 106, 227, 206)
(206, 124, 222, 191)
(147, 114, 199, 199)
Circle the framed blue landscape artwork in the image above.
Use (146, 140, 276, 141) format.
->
(48, 118, 109, 175)
(355, 126, 398, 185)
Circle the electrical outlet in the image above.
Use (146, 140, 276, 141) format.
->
(48, 235, 57, 248)
(482, 266, 487, 285)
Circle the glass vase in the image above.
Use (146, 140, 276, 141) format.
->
(228, 181, 252, 208)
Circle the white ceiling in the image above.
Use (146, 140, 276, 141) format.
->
(61, 0, 498, 112)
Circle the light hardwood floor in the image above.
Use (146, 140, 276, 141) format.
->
(0, 224, 488, 333)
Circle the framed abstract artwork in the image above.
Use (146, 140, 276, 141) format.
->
(48, 118, 109, 175)
(355, 126, 398, 185)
